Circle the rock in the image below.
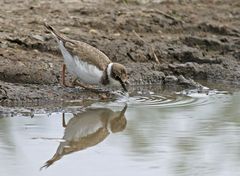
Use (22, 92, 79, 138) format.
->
(168, 46, 222, 64)
(168, 62, 202, 78)
(0, 86, 8, 101)
(233, 51, 240, 60)
(164, 75, 178, 83)
(198, 22, 240, 37)
(31, 34, 45, 42)
(177, 75, 201, 88)
(178, 75, 191, 85)
(183, 36, 231, 52)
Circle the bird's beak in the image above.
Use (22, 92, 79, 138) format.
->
(116, 76, 128, 92)
(121, 82, 128, 92)
(119, 104, 128, 118)
(119, 78, 128, 92)
(123, 80, 130, 92)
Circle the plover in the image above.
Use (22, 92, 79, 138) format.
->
(41, 105, 127, 169)
(44, 23, 129, 92)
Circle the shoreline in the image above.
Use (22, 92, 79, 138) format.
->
(0, 0, 240, 104)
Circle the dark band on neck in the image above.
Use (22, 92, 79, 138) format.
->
(101, 65, 109, 85)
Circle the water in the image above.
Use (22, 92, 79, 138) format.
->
(0, 88, 240, 176)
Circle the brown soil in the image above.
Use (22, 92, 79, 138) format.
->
(0, 0, 240, 105)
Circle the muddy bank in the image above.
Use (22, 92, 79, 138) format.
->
(0, 0, 240, 104)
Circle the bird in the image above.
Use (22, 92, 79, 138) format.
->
(44, 23, 129, 92)
(40, 105, 127, 169)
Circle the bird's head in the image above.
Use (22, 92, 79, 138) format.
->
(110, 63, 129, 92)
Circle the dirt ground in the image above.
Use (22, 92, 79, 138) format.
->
(0, 0, 240, 105)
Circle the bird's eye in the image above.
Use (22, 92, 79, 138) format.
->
(116, 76, 121, 81)
(122, 70, 126, 74)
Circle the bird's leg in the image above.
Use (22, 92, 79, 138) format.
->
(70, 76, 96, 90)
(61, 64, 74, 87)
(71, 78, 111, 99)
(99, 92, 112, 100)
(66, 73, 111, 98)
(62, 113, 67, 128)
(61, 64, 67, 87)
(73, 79, 96, 90)
(61, 64, 66, 86)
(70, 77, 87, 88)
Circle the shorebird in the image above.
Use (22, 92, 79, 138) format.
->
(41, 105, 127, 169)
(44, 23, 129, 92)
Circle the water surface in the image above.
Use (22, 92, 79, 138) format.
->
(0, 89, 240, 176)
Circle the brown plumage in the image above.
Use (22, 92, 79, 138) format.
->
(44, 23, 111, 71)
(44, 23, 129, 92)
(40, 105, 127, 169)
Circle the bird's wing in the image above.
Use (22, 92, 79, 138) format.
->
(64, 41, 111, 71)
(44, 23, 111, 70)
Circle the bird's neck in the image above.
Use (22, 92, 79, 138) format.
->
(101, 63, 113, 85)
(107, 63, 113, 78)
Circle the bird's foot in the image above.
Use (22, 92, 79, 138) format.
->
(70, 79, 111, 98)
(61, 81, 75, 88)
(71, 80, 95, 90)
(99, 92, 112, 100)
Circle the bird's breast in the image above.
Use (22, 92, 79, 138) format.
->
(73, 56, 103, 85)
(58, 42, 103, 85)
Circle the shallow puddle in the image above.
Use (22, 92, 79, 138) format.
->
(1, 89, 240, 176)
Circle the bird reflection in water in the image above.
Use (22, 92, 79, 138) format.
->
(41, 104, 128, 169)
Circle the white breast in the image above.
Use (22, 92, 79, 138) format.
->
(73, 56, 103, 84)
(58, 42, 103, 85)
(63, 114, 104, 141)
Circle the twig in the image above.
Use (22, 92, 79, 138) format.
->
(152, 51, 160, 64)
(132, 30, 160, 64)
(127, 52, 137, 62)
(143, 9, 184, 24)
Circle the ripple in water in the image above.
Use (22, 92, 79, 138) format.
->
(100, 89, 230, 108)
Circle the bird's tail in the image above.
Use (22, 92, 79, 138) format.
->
(44, 22, 67, 42)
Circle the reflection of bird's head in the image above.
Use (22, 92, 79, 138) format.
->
(110, 104, 128, 133)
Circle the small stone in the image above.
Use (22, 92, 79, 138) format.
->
(178, 75, 191, 85)
(89, 29, 99, 35)
(164, 75, 178, 83)
(60, 27, 71, 33)
(149, 91, 154, 95)
(32, 34, 45, 42)
(113, 33, 121, 37)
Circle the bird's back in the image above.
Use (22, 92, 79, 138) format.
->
(64, 40, 111, 71)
